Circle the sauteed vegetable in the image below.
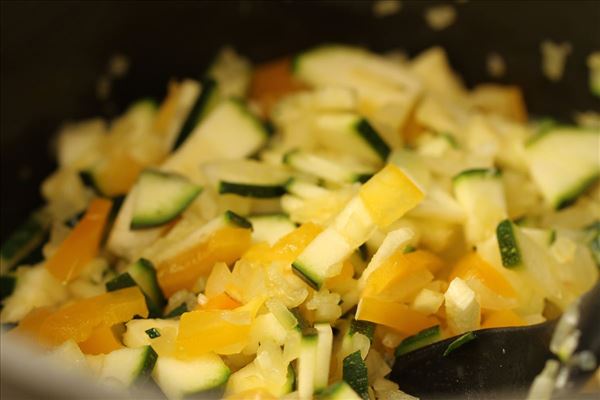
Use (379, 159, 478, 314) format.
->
(1, 45, 598, 400)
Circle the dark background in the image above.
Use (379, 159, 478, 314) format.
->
(2, 0, 600, 240)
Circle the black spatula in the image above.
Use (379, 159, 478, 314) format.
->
(389, 282, 600, 399)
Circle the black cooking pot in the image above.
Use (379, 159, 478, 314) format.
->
(2, 0, 600, 241)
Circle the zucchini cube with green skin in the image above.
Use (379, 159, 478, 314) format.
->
(203, 159, 291, 198)
(317, 381, 362, 400)
(284, 150, 374, 185)
(496, 219, 563, 304)
(130, 169, 202, 230)
(100, 346, 158, 387)
(152, 354, 231, 400)
(314, 323, 334, 392)
(395, 325, 442, 356)
(342, 351, 369, 400)
(315, 113, 390, 165)
(105, 258, 165, 317)
(297, 332, 319, 400)
(248, 214, 296, 246)
(453, 168, 507, 245)
(163, 99, 270, 182)
(293, 165, 423, 290)
(525, 127, 600, 209)
(172, 77, 219, 150)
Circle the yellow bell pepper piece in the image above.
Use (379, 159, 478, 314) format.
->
(243, 223, 322, 265)
(176, 297, 264, 359)
(158, 226, 252, 297)
(362, 250, 442, 302)
(201, 293, 242, 311)
(46, 198, 112, 283)
(356, 296, 438, 335)
(449, 252, 516, 299)
(359, 164, 424, 228)
(8, 306, 55, 344)
(78, 324, 123, 355)
(38, 287, 148, 346)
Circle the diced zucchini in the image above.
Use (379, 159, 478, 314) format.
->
(164, 303, 188, 319)
(172, 77, 220, 150)
(314, 113, 390, 164)
(443, 331, 477, 356)
(203, 159, 291, 198)
(284, 150, 373, 184)
(130, 170, 202, 229)
(162, 99, 269, 181)
(172, 48, 252, 149)
(342, 351, 369, 400)
(453, 168, 507, 244)
(293, 45, 419, 132)
(348, 319, 375, 342)
(123, 319, 179, 357)
(248, 214, 296, 246)
(525, 127, 600, 209)
(395, 325, 442, 356)
(292, 227, 353, 290)
(297, 332, 319, 399)
(293, 165, 423, 290)
(107, 187, 168, 261)
(314, 323, 334, 391)
(106, 258, 165, 317)
(153, 354, 230, 399)
(285, 179, 331, 199)
(0, 208, 50, 273)
(317, 381, 362, 400)
(496, 219, 563, 302)
(292, 196, 374, 289)
(100, 346, 157, 387)
(145, 328, 161, 339)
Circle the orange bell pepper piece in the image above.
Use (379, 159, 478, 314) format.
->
(363, 250, 443, 301)
(449, 252, 516, 299)
(38, 287, 148, 346)
(357, 296, 438, 336)
(78, 324, 123, 355)
(481, 309, 526, 329)
(201, 293, 242, 311)
(249, 57, 307, 116)
(157, 226, 252, 297)
(177, 297, 264, 359)
(46, 198, 112, 283)
(8, 306, 55, 344)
